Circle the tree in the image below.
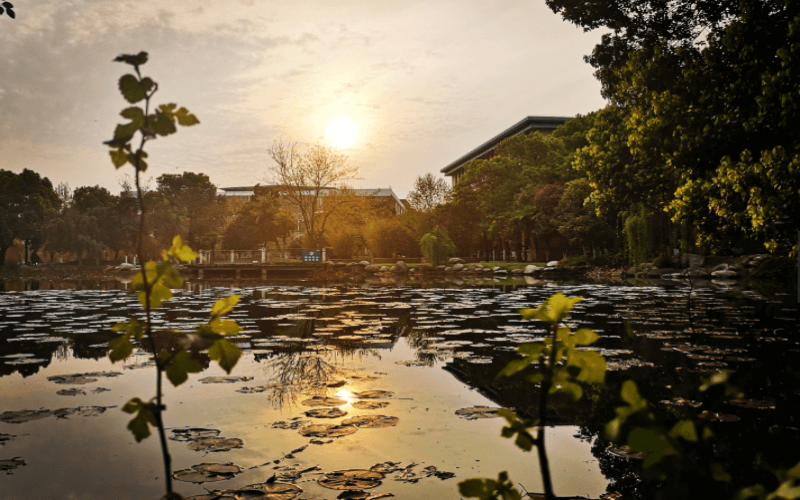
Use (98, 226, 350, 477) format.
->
(550, 0, 800, 255)
(222, 187, 295, 250)
(266, 140, 358, 249)
(407, 173, 451, 212)
(0, 169, 61, 265)
(152, 172, 226, 249)
(555, 178, 614, 252)
(419, 227, 456, 266)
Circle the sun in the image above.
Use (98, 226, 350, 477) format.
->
(325, 114, 359, 148)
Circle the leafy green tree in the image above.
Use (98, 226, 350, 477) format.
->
(0, 169, 61, 265)
(555, 178, 614, 252)
(152, 172, 226, 249)
(222, 185, 294, 249)
(419, 227, 456, 266)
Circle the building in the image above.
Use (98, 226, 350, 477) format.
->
(219, 186, 405, 215)
(440, 115, 571, 186)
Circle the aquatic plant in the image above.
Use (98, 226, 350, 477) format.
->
(104, 52, 242, 499)
(459, 292, 606, 500)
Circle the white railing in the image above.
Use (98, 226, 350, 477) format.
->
(195, 248, 325, 265)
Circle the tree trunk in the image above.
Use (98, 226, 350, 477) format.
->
(0, 246, 7, 265)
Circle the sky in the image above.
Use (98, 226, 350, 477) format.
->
(0, 0, 607, 199)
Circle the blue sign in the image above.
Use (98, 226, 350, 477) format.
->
(302, 251, 321, 262)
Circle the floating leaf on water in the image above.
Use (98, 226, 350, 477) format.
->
(47, 371, 122, 385)
(0, 458, 26, 472)
(92, 387, 111, 394)
(454, 406, 504, 420)
(305, 407, 347, 419)
(608, 445, 645, 460)
(352, 401, 389, 410)
(189, 437, 244, 452)
(394, 360, 428, 367)
(0, 433, 15, 445)
(272, 419, 311, 430)
(298, 424, 358, 438)
(53, 406, 116, 419)
(698, 412, 741, 422)
(5, 357, 48, 365)
(200, 376, 255, 384)
(301, 396, 347, 407)
(0, 409, 53, 424)
(353, 391, 393, 399)
(173, 463, 243, 483)
(728, 399, 774, 410)
(318, 469, 384, 490)
(659, 398, 702, 408)
(341, 415, 398, 428)
(57, 388, 86, 396)
(464, 356, 494, 364)
(171, 427, 221, 442)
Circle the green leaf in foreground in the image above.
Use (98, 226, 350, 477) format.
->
(459, 471, 521, 500)
(122, 397, 157, 442)
(208, 339, 241, 374)
(163, 350, 202, 387)
(119, 74, 146, 103)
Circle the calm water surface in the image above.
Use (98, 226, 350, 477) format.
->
(0, 279, 798, 499)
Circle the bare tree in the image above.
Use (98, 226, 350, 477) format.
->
(407, 173, 451, 212)
(266, 139, 359, 249)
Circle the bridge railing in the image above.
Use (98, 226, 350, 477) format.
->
(195, 248, 325, 265)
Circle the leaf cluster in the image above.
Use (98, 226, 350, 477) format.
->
(109, 237, 242, 442)
(104, 52, 199, 172)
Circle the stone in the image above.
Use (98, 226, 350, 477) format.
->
(468, 264, 476, 271)
(363, 265, 379, 273)
(436, 265, 446, 271)
(394, 261, 409, 273)
(335, 262, 347, 267)
(359, 260, 371, 266)
(546, 261, 559, 268)
(494, 269, 508, 275)
(347, 262, 359, 267)
(646, 268, 673, 277)
(118, 263, 136, 270)
(452, 263, 464, 272)
(685, 269, 710, 278)
(474, 265, 484, 271)
(626, 267, 637, 275)
(711, 269, 740, 279)
(711, 263, 728, 272)
(448, 258, 465, 264)
(510, 268, 524, 275)
(680, 253, 705, 268)
(444, 267, 453, 273)
(524, 265, 538, 274)
(492, 266, 502, 272)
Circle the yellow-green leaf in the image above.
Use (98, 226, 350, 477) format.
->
(208, 339, 241, 374)
(109, 148, 128, 168)
(210, 318, 240, 336)
(573, 328, 600, 346)
(164, 350, 202, 387)
(211, 295, 240, 318)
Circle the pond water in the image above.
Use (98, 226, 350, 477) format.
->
(0, 279, 798, 499)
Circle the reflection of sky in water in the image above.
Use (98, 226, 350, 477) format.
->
(0, 282, 797, 498)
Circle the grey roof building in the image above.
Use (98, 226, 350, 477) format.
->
(440, 116, 572, 185)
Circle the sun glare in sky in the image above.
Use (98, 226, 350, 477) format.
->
(325, 114, 359, 148)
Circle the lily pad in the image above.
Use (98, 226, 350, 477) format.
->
(53, 406, 116, 419)
(298, 424, 358, 438)
(301, 396, 347, 407)
(305, 407, 347, 419)
(336, 491, 394, 500)
(57, 388, 86, 396)
(272, 418, 311, 430)
(352, 401, 389, 410)
(319, 469, 384, 490)
(47, 371, 122, 384)
(341, 415, 399, 428)
(199, 376, 255, 384)
(173, 463, 243, 483)
(0, 458, 26, 472)
(0, 409, 53, 424)
(230, 482, 303, 499)
(454, 406, 504, 420)
(0, 433, 15, 445)
(189, 437, 244, 452)
(353, 390, 393, 399)
(171, 428, 221, 442)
